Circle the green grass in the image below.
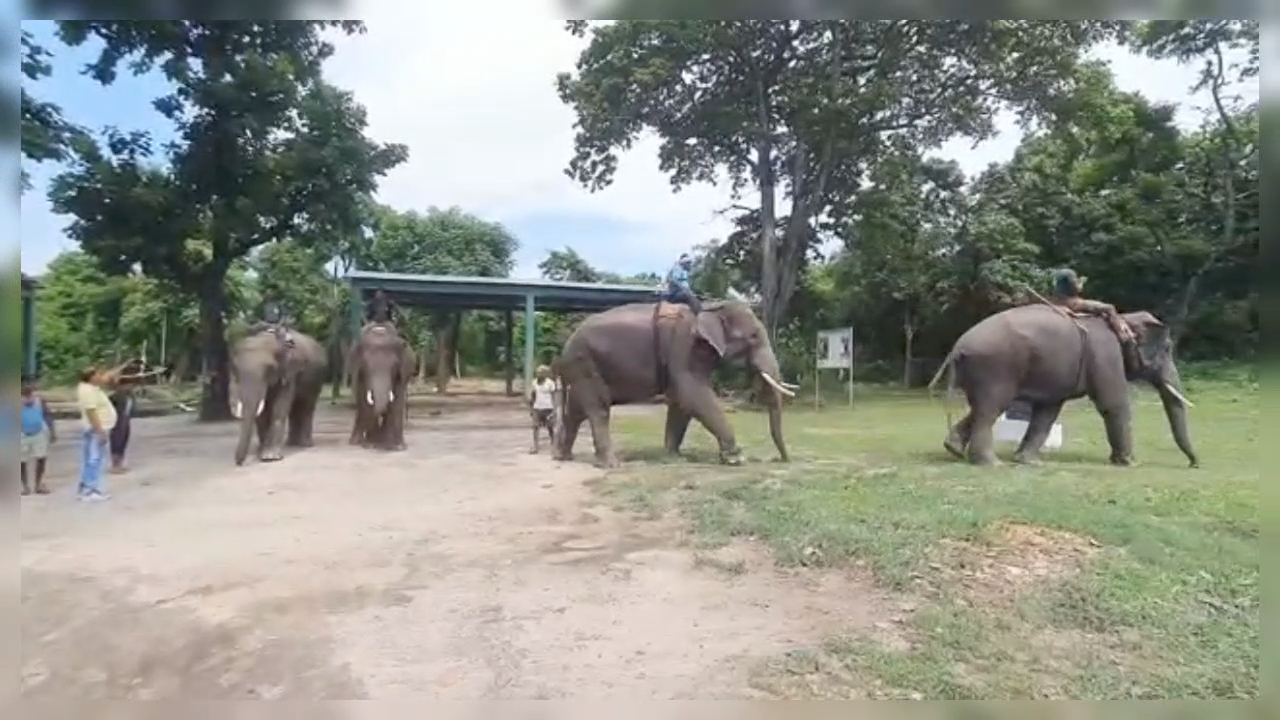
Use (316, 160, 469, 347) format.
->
(601, 373, 1258, 699)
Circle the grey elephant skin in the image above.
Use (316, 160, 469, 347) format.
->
(552, 300, 795, 468)
(931, 304, 1198, 468)
(230, 329, 328, 466)
(347, 322, 416, 451)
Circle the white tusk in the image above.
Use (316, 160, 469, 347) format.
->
(232, 400, 242, 419)
(389, 389, 395, 403)
(781, 381, 800, 391)
(1164, 383, 1195, 408)
(366, 390, 374, 405)
(761, 373, 797, 398)
(255, 399, 265, 417)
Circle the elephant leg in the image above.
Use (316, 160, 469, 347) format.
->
(255, 405, 272, 460)
(1095, 402, 1135, 466)
(673, 382, 742, 465)
(1013, 401, 1064, 465)
(586, 407, 619, 469)
(349, 376, 366, 446)
(261, 386, 294, 462)
(555, 400, 585, 462)
(944, 412, 975, 459)
(964, 385, 1016, 467)
(388, 386, 408, 451)
(663, 403, 692, 455)
(286, 390, 317, 447)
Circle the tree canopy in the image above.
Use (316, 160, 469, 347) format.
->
(44, 20, 407, 419)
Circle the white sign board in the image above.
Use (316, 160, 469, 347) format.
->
(994, 415, 1064, 449)
(816, 328, 854, 370)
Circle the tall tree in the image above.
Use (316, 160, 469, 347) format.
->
(363, 205, 519, 391)
(557, 20, 1117, 339)
(1129, 20, 1259, 343)
(48, 21, 407, 420)
(20, 29, 84, 192)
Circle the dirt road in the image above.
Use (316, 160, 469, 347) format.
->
(20, 400, 894, 699)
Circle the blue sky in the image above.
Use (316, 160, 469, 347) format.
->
(18, 15, 1250, 280)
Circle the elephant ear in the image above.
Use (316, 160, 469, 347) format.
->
(694, 312, 727, 358)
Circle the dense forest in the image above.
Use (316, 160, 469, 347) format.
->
(22, 20, 1257, 411)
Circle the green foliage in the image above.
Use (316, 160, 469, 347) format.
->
(45, 20, 407, 419)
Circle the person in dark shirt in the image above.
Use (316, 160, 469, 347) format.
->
(108, 378, 137, 474)
(365, 289, 400, 326)
(1049, 269, 1135, 345)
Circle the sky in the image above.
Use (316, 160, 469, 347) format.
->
(17, 9, 1256, 281)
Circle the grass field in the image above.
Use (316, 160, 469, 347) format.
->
(602, 364, 1258, 699)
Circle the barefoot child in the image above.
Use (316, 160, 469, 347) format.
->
(20, 377, 56, 495)
(528, 365, 558, 454)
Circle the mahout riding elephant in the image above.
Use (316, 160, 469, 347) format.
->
(346, 320, 415, 450)
(929, 303, 1198, 468)
(552, 299, 798, 468)
(230, 327, 328, 466)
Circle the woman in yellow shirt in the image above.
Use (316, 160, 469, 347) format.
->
(75, 365, 119, 502)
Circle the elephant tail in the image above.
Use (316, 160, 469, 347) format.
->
(927, 350, 958, 429)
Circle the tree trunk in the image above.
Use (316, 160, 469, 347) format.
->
(434, 311, 456, 394)
(452, 312, 463, 379)
(197, 266, 233, 422)
(902, 304, 915, 388)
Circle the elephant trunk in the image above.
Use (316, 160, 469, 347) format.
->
(751, 347, 791, 462)
(1153, 363, 1198, 468)
(365, 370, 394, 418)
(232, 383, 266, 467)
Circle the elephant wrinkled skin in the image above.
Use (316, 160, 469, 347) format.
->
(347, 322, 415, 451)
(229, 329, 328, 466)
(552, 300, 796, 469)
(931, 304, 1198, 468)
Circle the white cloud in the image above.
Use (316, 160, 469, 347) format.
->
(324, 3, 742, 277)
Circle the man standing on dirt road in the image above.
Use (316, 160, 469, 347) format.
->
(528, 365, 558, 455)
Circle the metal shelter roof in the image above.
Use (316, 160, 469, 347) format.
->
(345, 269, 660, 313)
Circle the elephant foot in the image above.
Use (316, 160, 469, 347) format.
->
(593, 454, 621, 470)
(260, 449, 284, 463)
(970, 453, 1001, 467)
(1109, 454, 1135, 467)
(1012, 452, 1043, 466)
(348, 435, 362, 446)
(553, 451, 572, 462)
(719, 449, 745, 466)
(391, 442, 407, 452)
(943, 436, 967, 460)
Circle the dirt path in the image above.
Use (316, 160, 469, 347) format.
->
(21, 400, 895, 699)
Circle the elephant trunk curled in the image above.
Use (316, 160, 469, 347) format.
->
(750, 345, 791, 462)
(232, 379, 266, 467)
(1153, 362, 1198, 468)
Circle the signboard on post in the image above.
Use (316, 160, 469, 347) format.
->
(814, 327, 855, 409)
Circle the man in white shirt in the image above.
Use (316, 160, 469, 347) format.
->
(528, 364, 558, 454)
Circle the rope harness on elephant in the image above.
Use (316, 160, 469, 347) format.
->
(652, 303, 668, 394)
(1024, 285, 1091, 395)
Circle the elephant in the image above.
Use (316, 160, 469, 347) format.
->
(928, 303, 1198, 468)
(552, 299, 798, 469)
(346, 321, 416, 451)
(229, 327, 328, 466)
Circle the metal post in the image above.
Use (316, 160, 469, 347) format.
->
(523, 293, 536, 396)
(504, 308, 515, 397)
(814, 331, 820, 411)
(336, 286, 363, 401)
(848, 328, 855, 408)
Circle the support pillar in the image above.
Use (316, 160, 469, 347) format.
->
(504, 308, 515, 396)
(335, 286, 363, 401)
(22, 290, 35, 378)
(523, 293, 536, 396)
